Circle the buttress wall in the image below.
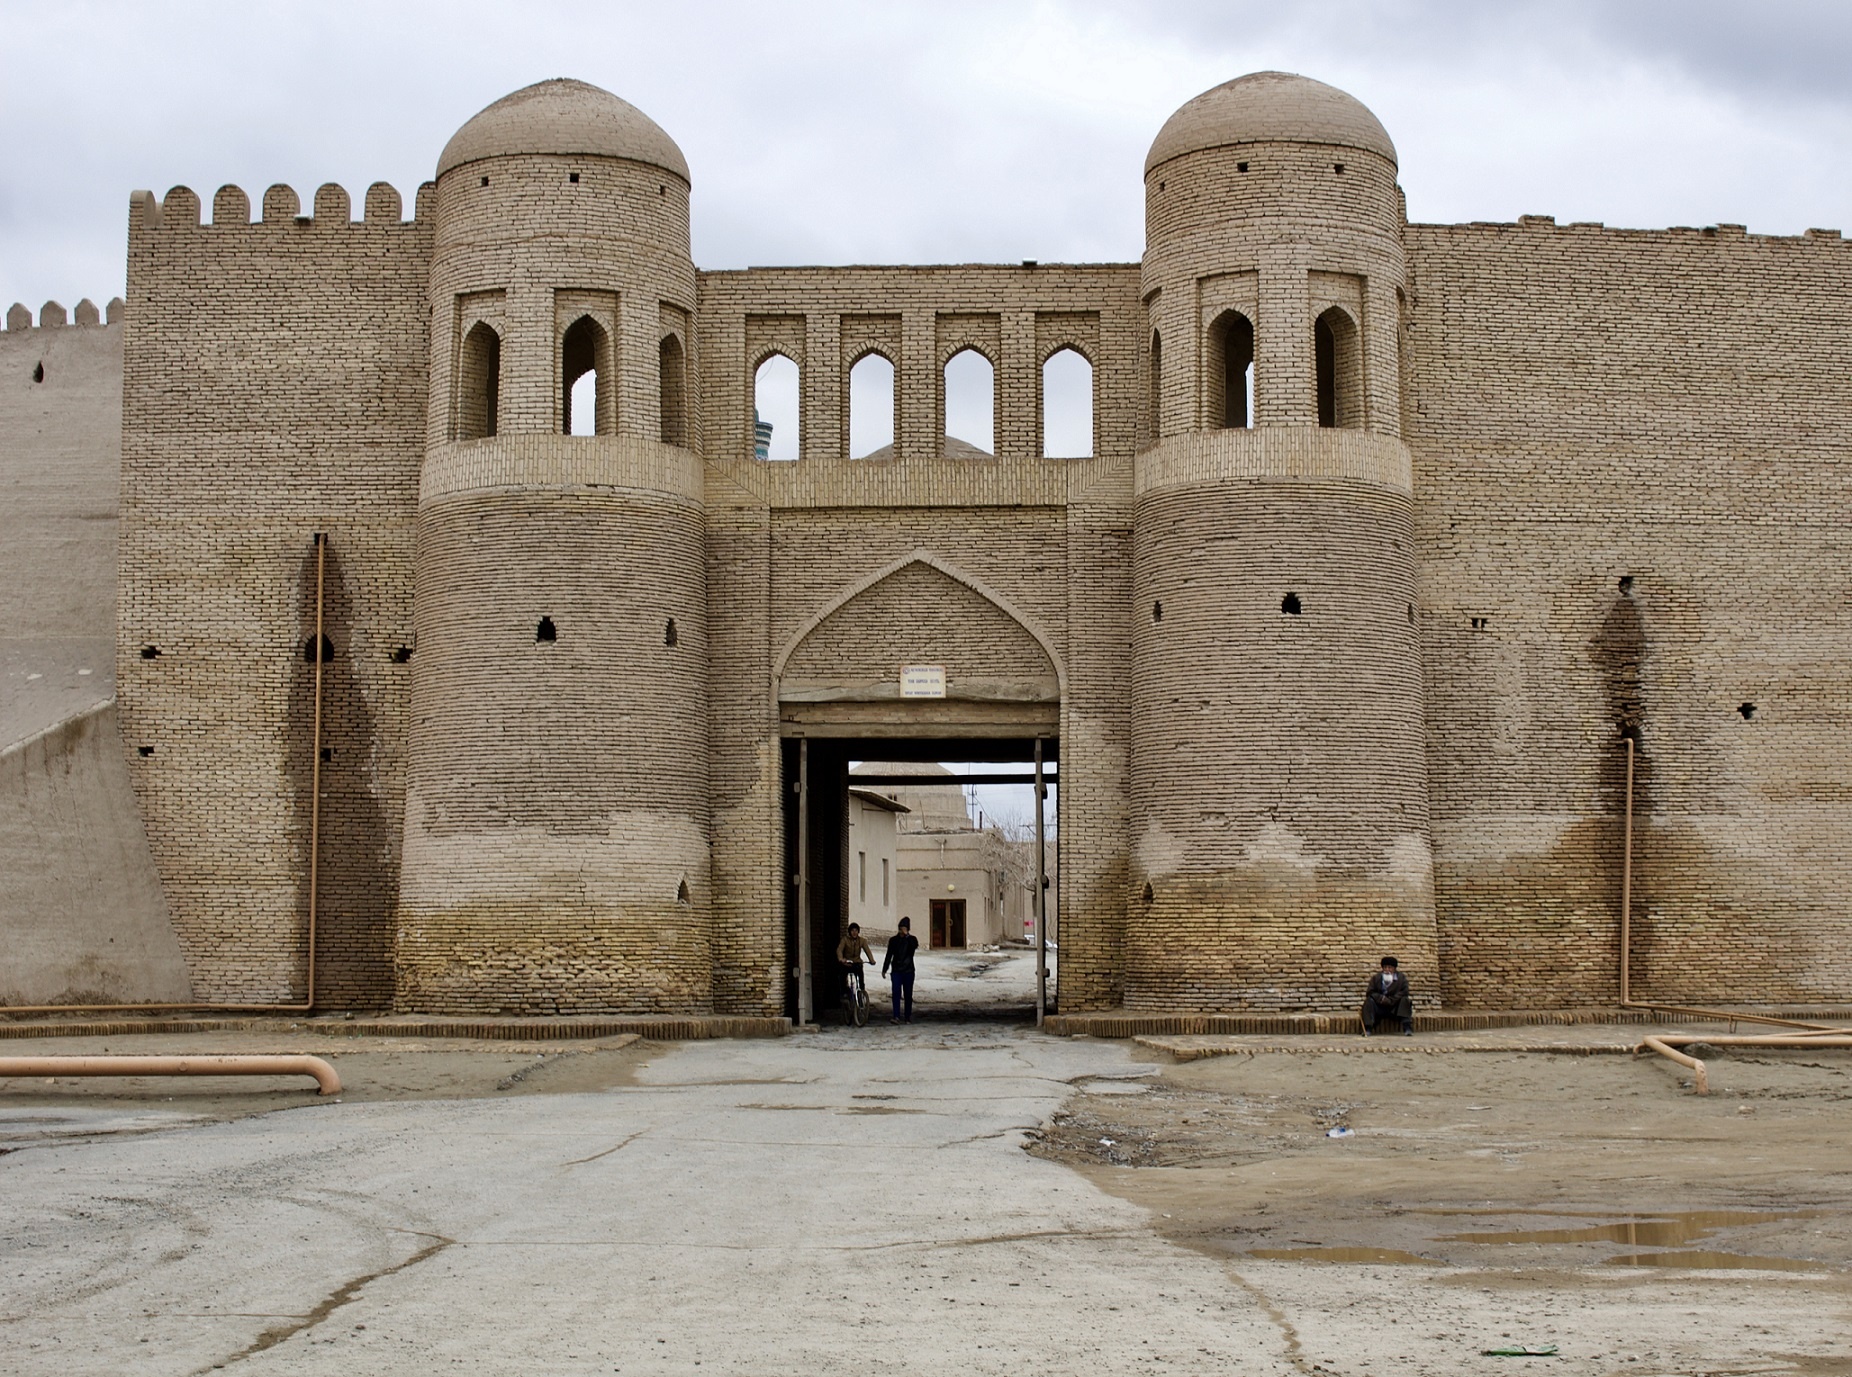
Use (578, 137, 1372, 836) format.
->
(1407, 218, 1852, 1008)
(118, 182, 431, 1007)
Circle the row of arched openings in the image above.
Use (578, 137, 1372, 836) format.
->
(455, 316, 689, 444)
(1147, 306, 1360, 432)
(751, 346, 1095, 461)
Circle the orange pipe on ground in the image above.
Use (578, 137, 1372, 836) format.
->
(1637, 1033, 1852, 1096)
(0, 1054, 340, 1094)
(1639, 1036, 1709, 1095)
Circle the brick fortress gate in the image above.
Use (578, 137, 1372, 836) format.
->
(101, 75, 1852, 1019)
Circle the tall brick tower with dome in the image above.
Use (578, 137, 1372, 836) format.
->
(1126, 72, 1435, 1009)
(398, 80, 713, 1013)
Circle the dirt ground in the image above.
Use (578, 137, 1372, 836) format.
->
(1031, 1040, 1852, 1373)
(4, 1025, 1851, 1373)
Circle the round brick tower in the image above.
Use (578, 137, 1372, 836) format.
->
(399, 79, 711, 1014)
(1127, 72, 1437, 1011)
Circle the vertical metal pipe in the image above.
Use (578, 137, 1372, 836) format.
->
(1620, 734, 1634, 1006)
(1034, 737, 1047, 1028)
(306, 533, 326, 1011)
(797, 737, 812, 1026)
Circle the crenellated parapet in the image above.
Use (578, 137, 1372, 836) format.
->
(128, 180, 432, 233)
(5, 297, 123, 330)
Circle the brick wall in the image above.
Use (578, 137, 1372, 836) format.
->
(94, 95, 1852, 1019)
(1, 304, 124, 745)
(117, 182, 429, 1007)
(1408, 218, 1852, 1006)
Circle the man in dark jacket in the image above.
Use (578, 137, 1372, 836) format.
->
(1361, 955, 1413, 1036)
(882, 916, 920, 1024)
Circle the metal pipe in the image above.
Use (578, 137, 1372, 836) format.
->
(1639, 1036, 1708, 1095)
(797, 737, 812, 1026)
(0, 1054, 340, 1095)
(1613, 735, 1844, 1036)
(1034, 736, 1047, 1029)
(1637, 1032, 1852, 1096)
(1620, 734, 1634, 1004)
(305, 530, 325, 1010)
(1649, 1034, 1852, 1048)
(1627, 1003, 1837, 1033)
(2, 533, 331, 1019)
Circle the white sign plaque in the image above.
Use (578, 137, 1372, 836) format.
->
(900, 664, 946, 699)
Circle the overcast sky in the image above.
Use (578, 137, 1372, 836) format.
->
(5, 0, 1852, 312)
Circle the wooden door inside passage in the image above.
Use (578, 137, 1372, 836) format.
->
(931, 898, 967, 949)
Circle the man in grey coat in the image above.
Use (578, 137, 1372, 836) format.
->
(1361, 955, 1413, 1036)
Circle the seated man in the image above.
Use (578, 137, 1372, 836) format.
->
(1361, 955, 1413, 1037)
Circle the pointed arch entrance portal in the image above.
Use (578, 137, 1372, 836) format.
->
(775, 554, 1059, 1027)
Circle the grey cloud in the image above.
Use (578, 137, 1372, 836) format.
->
(2, 0, 1849, 311)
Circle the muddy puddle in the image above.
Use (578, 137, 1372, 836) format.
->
(1604, 1250, 1829, 1272)
(1232, 1209, 1838, 1272)
(1246, 1246, 1444, 1266)
(1435, 1208, 1819, 1249)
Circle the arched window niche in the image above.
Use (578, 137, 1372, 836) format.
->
(457, 321, 501, 440)
(1206, 310, 1255, 429)
(753, 352, 800, 461)
(659, 333, 689, 447)
(848, 351, 895, 459)
(1148, 329, 1163, 441)
(1315, 306, 1363, 430)
(561, 315, 612, 436)
(942, 347, 995, 456)
(1041, 347, 1094, 458)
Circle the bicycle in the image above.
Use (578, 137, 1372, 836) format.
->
(841, 961, 869, 1028)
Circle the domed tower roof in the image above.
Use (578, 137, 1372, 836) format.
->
(438, 78, 690, 182)
(1145, 71, 1395, 174)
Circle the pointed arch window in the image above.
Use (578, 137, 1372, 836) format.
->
(562, 315, 612, 435)
(457, 322, 501, 440)
(659, 333, 689, 446)
(753, 352, 800, 461)
(848, 351, 895, 458)
(1041, 347, 1093, 458)
(942, 347, 995, 456)
(1207, 310, 1254, 428)
(1148, 329, 1163, 439)
(1315, 306, 1362, 429)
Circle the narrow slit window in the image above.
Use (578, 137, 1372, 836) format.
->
(1041, 348, 1093, 457)
(848, 352, 895, 458)
(659, 333, 688, 447)
(458, 322, 501, 440)
(942, 347, 994, 456)
(1207, 311, 1255, 428)
(753, 353, 800, 461)
(561, 315, 610, 436)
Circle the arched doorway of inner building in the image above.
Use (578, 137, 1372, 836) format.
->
(772, 553, 1062, 1025)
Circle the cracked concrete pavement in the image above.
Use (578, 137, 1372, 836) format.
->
(1, 1025, 1295, 1375)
